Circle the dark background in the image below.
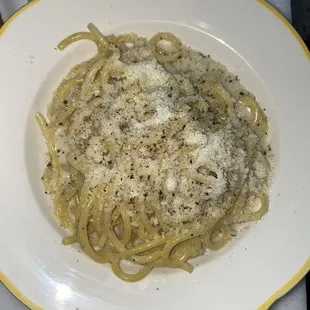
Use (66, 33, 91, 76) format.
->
(292, 0, 310, 49)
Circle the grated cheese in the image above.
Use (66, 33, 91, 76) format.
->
(53, 39, 272, 232)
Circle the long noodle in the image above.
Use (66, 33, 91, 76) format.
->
(36, 24, 272, 282)
(58, 32, 95, 50)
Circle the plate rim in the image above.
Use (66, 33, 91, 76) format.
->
(0, 1, 309, 309)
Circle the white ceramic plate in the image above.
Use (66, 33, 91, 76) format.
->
(0, 0, 309, 309)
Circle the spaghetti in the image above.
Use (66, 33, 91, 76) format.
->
(36, 23, 272, 282)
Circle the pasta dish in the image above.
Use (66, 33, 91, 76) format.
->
(36, 24, 273, 282)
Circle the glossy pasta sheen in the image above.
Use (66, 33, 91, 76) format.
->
(36, 23, 272, 282)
